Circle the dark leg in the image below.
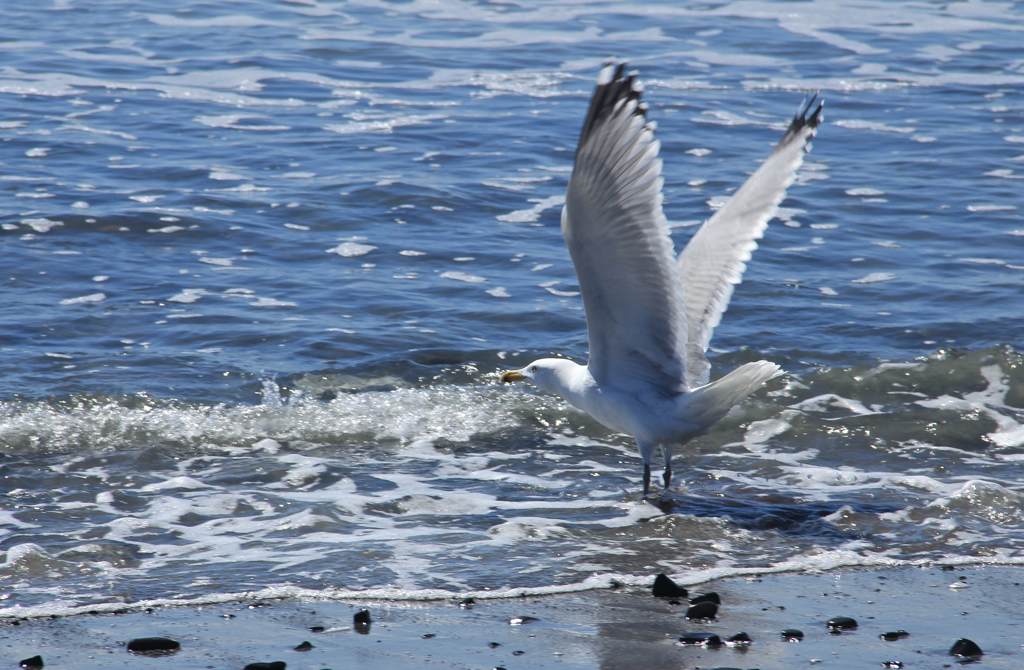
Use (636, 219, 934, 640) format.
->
(643, 463, 651, 496)
(662, 464, 672, 491)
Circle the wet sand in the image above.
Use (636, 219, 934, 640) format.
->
(4, 566, 1022, 669)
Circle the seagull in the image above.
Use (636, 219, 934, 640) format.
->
(500, 62, 823, 496)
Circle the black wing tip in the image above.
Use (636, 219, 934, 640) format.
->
(793, 92, 825, 131)
(579, 60, 647, 147)
(774, 92, 824, 151)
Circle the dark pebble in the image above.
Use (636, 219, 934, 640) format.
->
(19, 656, 43, 668)
(827, 616, 858, 632)
(689, 592, 721, 605)
(243, 663, 286, 670)
(488, 642, 501, 648)
(509, 616, 538, 625)
(353, 608, 371, 625)
(950, 638, 983, 657)
(126, 637, 181, 653)
(726, 632, 753, 645)
(880, 630, 910, 641)
(685, 601, 718, 621)
(677, 632, 722, 646)
(652, 573, 688, 598)
(422, 634, 436, 639)
(309, 626, 325, 633)
(882, 662, 903, 669)
(294, 641, 313, 651)
(781, 628, 804, 641)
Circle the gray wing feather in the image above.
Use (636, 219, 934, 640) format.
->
(563, 63, 690, 395)
(677, 95, 824, 388)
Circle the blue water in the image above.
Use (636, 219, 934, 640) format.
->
(1, 0, 1023, 613)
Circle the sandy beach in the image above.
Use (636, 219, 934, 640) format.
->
(4, 565, 1021, 669)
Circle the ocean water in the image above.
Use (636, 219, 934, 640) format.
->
(1, 0, 1023, 615)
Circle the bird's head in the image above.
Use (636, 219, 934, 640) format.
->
(499, 358, 577, 393)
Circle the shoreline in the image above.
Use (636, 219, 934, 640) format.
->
(8, 553, 1024, 621)
(4, 565, 1022, 669)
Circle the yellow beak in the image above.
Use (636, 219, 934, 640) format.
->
(500, 369, 526, 383)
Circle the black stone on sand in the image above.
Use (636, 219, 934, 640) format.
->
(685, 601, 718, 621)
(827, 616, 858, 632)
(678, 632, 722, 646)
(950, 638, 983, 657)
(880, 630, 910, 641)
(689, 592, 721, 605)
(652, 573, 688, 598)
(126, 637, 180, 654)
(782, 628, 804, 641)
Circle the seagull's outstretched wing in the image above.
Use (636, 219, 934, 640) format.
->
(677, 96, 824, 388)
(563, 63, 690, 395)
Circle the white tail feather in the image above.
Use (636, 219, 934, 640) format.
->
(679, 360, 782, 429)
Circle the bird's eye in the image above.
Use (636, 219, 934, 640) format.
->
(531, 366, 537, 372)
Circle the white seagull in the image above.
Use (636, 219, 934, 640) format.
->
(500, 62, 823, 495)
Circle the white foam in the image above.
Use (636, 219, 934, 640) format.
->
(834, 119, 914, 134)
(59, 293, 106, 305)
(251, 297, 297, 307)
(325, 114, 446, 135)
(852, 272, 897, 284)
(209, 170, 246, 181)
(327, 242, 377, 257)
(21, 218, 63, 233)
(692, 109, 764, 126)
(198, 257, 234, 267)
(141, 477, 214, 493)
(195, 114, 291, 131)
(791, 394, 878, 416)
(440, 271, 486, 284)
(966, 204, 1016, 212)
(497, 194, 565, 224)
(168, 289, 209, 304)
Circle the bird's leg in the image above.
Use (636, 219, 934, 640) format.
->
(637, 440, 656, 497)
(661, 444, 676, 492)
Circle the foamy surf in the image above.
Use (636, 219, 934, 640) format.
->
(0, 349, 1021, 612)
